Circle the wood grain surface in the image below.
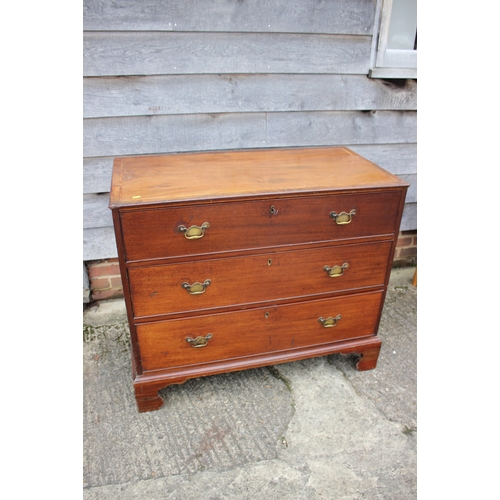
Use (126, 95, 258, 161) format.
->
(128, 241, 393, 318)
(110, 147, 407, 207)
(84, 32, 371, 77)
(84, 110, 417, 158)
(136, 291, 384, 372)
(84, 0, 374, 34)
(84, 75, 417, 119)
(119, 191, 403, 261)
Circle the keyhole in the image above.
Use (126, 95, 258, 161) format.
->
(268, 259, 272, 266)
(265, 311, 270, 318)
(269, 205, 278, 215)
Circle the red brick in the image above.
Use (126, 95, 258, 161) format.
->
(92, 288, 124, 301)
(90, 277, 111, 290)
(399, 246, 417, 257)
(88, 261, 121, 279)
(109, 276, 123, 288)
(397, 236, 412, 247)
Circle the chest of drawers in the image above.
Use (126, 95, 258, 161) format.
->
(109, 147, 408, 412)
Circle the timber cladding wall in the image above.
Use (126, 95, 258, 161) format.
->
(83, 0, 417, 267)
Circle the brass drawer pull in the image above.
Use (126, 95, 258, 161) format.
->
(323, 263, 349, 278)
(318, 315, 342, 328)
(181, 279, 212, 295)
(330, 209, 356, 225)
(178, 222, 210, 239)
(186, 333, 213, 348)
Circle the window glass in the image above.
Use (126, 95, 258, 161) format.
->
(387, 0, 417, 50)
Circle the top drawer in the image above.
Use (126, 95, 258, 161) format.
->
(119, 191, 402, 262)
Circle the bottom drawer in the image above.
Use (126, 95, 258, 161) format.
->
(136, 290, 384, 372)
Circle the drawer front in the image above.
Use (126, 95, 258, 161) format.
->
(136, 291, 384, 372)
(128, 241, 392, 318)
(120, 191, 402, 261)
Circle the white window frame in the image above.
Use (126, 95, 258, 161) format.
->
(369, 0, 417, 79)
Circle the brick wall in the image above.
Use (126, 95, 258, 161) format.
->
(84, 230, 417, 302)
(393, 229, 417, 268)
(85, 259, 123, 301)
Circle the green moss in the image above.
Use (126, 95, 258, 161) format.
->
(266, 365, 293, 393)
(402, 425, 417, 435)
(83, 324, 96, 343)
(83, 324, 131, 358)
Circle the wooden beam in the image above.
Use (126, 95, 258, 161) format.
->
(83, 110, 417, 158)
(83, 0, 375, 35)
(83, 32, 371, 77)
(84, 74, 417, 119)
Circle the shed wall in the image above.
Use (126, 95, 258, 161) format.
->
(83, 0, 416, 264)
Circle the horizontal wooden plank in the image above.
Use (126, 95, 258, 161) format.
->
(398, 174, 416, 204)
(84, 74, 417, 118)
(83, 110, 416, 158)
(348, 144, 417, 175)
(400, 203, 416, 232)
(83, 204, 416, 261)
(83, 157, 114, 194)
(83, 32, 371, 77)
(265, 111, 417, 149)
(84, 226, 118, 261)
(83, 0, 375, 34)
(84, 193, 113, 229)
(84, 112, 264, 158)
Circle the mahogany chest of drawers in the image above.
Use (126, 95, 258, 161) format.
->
(109, 147, 408, 412)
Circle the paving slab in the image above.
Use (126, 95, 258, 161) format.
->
(83, 266, 417, 499)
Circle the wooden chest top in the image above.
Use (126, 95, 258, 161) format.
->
(109, 147, 407, 208)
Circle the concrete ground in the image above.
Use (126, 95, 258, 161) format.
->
(83, 267, 417, 499)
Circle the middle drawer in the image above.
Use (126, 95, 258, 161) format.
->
(128, 240, 392, 318)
